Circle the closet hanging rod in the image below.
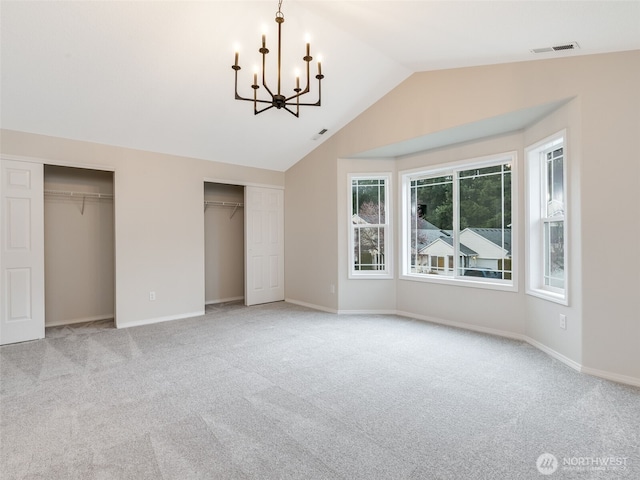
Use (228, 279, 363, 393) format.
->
(44, 189, 113, 199)
(204, 201, 244, 207)
(204, 200, 244, 218)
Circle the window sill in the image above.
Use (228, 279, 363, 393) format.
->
(349, 272, 394, 280)
(400, 273, 517, 292)
(526, 287, 568, 306)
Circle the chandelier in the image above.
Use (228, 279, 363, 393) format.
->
(232, 0, 324, 117)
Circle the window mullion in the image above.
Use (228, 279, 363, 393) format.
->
(452, 170, 460, 277)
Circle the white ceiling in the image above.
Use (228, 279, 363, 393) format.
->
(2, 1, 639, 171)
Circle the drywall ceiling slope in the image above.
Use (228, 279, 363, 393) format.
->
(1, 1, 638, 171)
(350, 99, 572, 159)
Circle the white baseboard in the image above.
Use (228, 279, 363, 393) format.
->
(395, 310, 640, 386)
(396, 310, 527, 342)
(285, 298, 338, 314)
(290, 301, 640, 388)
(117, 311, 205, 329)
(46, 314, 114, 328)
(338, 309, 401, 315)
(205, 296, 243, 305)
(580, 366, 640, 388)
(523, 336, 582, 371)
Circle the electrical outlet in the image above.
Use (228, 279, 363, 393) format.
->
(559, 314, 567, 329)
(149, 291, 156, 301)
(329, 284, 336, 294)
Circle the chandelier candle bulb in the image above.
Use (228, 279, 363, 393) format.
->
(262, 34, 266, 48)
(234, 51, 239, 67)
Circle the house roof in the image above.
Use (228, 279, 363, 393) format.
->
(418, 236, 477, 257)
(466, 228, 512, 255)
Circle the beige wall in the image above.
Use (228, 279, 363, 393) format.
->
(284, 140, 340, 311)
(523, 99, 583, 367)
(0, 130, 284, 327)
(44, 165, 114, 326)
(577, 53, 640, 380)
(285, 50, 640, 384)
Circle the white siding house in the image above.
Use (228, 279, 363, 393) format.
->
(417, 228, 511, 277)
(459, 228, 511, 271)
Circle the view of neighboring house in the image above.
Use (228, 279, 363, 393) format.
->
(410, 218, 512, 278)
(415, 236, 477, 275)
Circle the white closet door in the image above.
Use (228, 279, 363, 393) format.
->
(0, 159, 45, 345)
(245, 186, 284, 306)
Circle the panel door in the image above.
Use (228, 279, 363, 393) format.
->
(245, 186, 284, 306)
(0, 159, 45, 345)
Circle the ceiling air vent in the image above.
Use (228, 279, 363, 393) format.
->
(311, 128, 328, 141)
(531, 42, 580, 54)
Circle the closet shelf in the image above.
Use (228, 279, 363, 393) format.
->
(44, 189, 113, 200)
(204, 201, 244, 207)
(44, 189, 113, 215)
(204, 200, 244, 219)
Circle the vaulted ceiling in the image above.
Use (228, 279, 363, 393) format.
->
(2, 1, 639, 171)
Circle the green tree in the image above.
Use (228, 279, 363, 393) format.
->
(413, 167, 511, 231)
(459, 171, 511, 229)
(416, 179, 453, 230)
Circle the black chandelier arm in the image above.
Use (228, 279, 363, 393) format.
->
(282, 105, 300, 117)
(289, 99, 321, 107)
(303, 54, 314, 94)
(284, 64, 322, 104)
(254, 104, 276, 115)
(233, 68, 253, 102)
(284, 90, 305, 103)
(283, 58, 316, 103)
(261, 52, 276, 99)
(283, 94, 320, 107)
(247, 98, 277, 106)
(234, 86, 276, 106)
(284, 75, 322, 105)
(232, 68, 245, 100)
(284, 86, 311, 103)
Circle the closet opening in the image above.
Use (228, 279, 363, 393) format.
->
(44, 165, 115, 335)
(204, 182, 245, 311)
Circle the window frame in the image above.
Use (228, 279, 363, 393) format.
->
(348, 173, 393, 279)
(525, 130, 568, 305)
(399, 152, 518, 292)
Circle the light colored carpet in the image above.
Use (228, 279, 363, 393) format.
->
(1, 301, 638, 479)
